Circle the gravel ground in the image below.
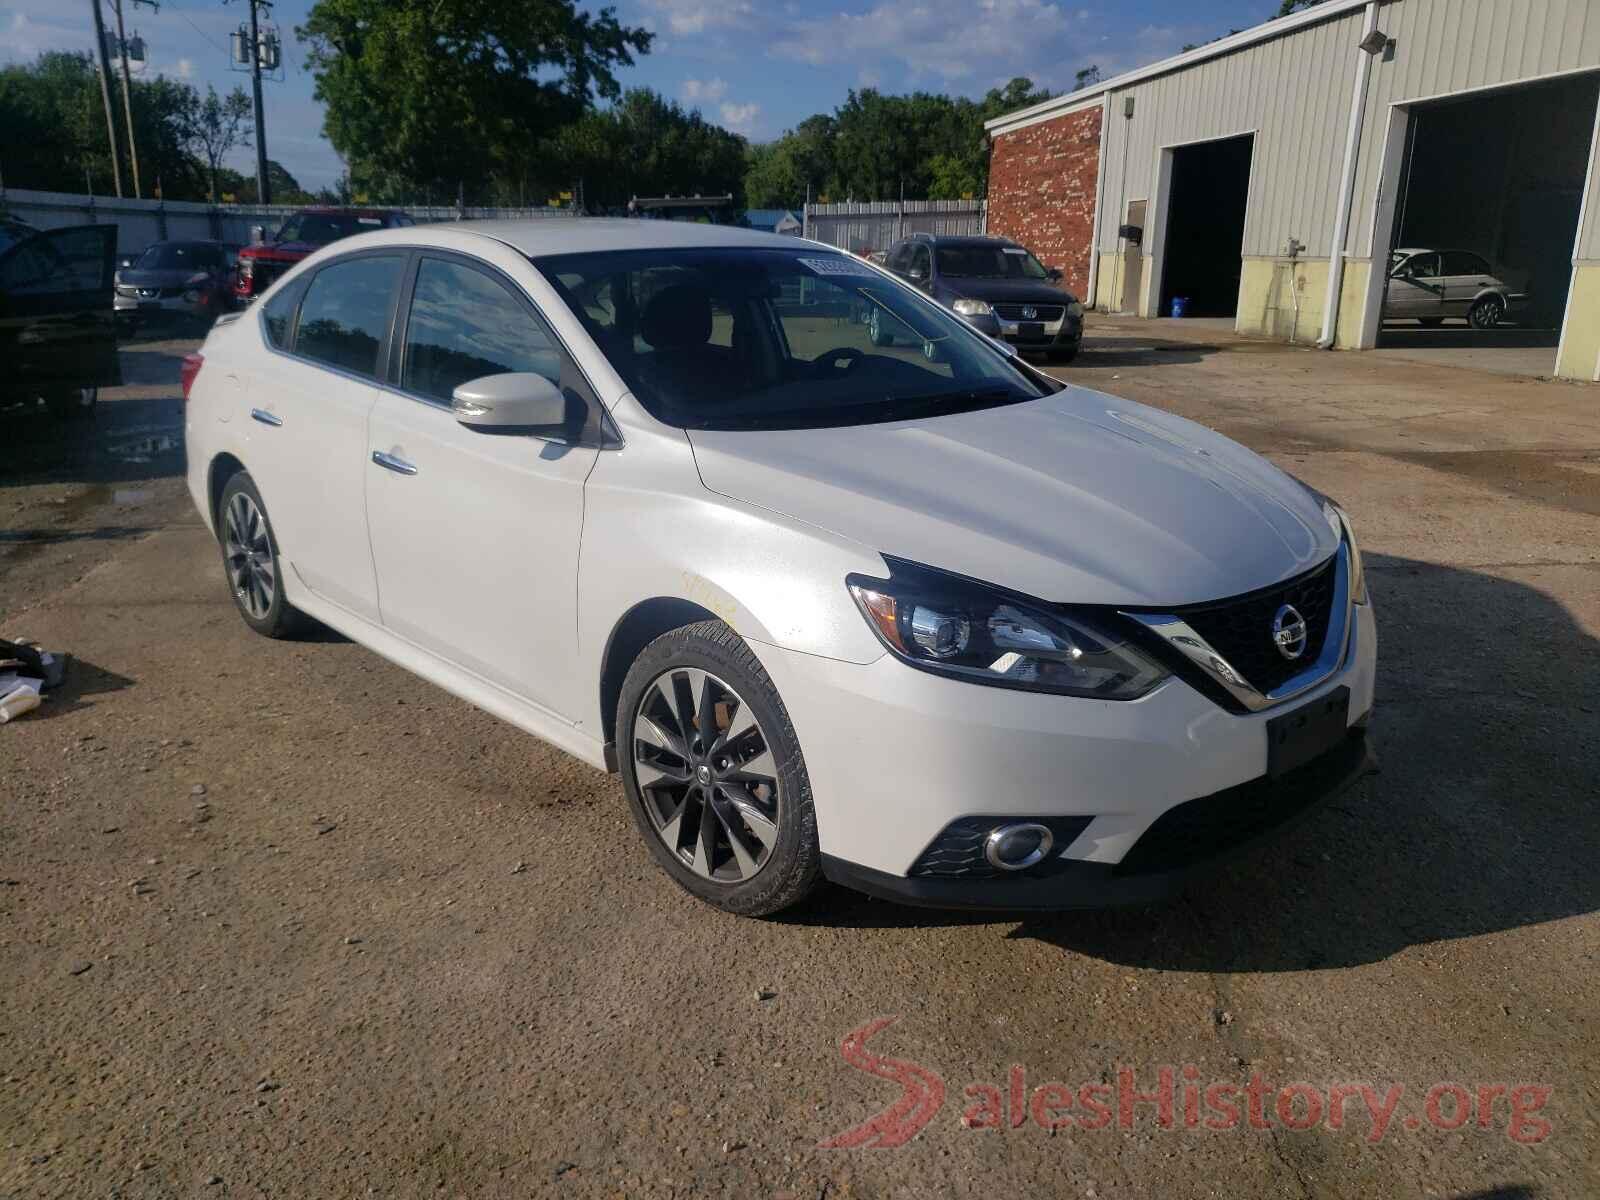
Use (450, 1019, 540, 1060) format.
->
(1, 322, 1596, 1199)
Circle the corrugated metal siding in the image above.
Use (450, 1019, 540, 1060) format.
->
(1093, 0, 1600, 260)
(1349, 0, 1600, 255)
(1096, 8, 1366, 257)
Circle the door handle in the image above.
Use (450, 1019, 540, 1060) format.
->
(250, 408, 283, 427)
(371, 450, 418, 476)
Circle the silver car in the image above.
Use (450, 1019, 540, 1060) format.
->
(114, 240, 238, 332)
(1383, 247, 1527, 329)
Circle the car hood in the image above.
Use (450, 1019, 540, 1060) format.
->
(687, 387, 1337, 606)
(118, 268, 207, 287)
(942, 277, 1077, 306)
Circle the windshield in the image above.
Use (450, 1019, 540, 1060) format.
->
(935, 244, 1049, 279)
(274, 212, 386, 245)
(137, 243, 218, 270)
(538, 247, 1055, 432)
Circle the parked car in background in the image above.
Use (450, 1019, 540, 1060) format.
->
(233, 208, 415, 306)
(183, 219, 1374, 917)
(115, 239, 238, 334)
(0, 219, 119, 416)
(1383, 248, 1528, 329)
(878, 233, 1084, 362)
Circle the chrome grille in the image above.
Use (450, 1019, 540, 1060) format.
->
(1170, 556, 1338, 694)
(993, 303, 1064, 322)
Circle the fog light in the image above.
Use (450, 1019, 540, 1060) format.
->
(983, 822, 1054, 871)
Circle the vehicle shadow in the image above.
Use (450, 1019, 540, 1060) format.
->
(1376, 325, 1558, 350)
(1061, 337, 1220, 370)
(789, 553, 1600, 972)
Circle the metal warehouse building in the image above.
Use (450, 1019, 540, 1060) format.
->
(985, 0, 1600, 380)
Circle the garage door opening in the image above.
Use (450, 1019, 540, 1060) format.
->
(1157, 134, 1254, 319)
(1376, 72, 1600, 376)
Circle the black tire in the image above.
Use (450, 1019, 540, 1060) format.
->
(216, 471, 309, 639)
(867, 307, 891, 347)
(1468, 296, 1505, 330)
(617, 620, 821, 917)
(1418, 317, 1444, 328)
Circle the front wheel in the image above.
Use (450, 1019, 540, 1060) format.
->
(867, 307, 892, 347)
(618, 620, 821, 916)
(1468, 296, 1505, 329)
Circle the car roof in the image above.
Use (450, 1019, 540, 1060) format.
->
(451, 217, 823, 258)
(908, 233, 1017, 248)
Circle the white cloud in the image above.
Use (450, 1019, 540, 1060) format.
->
(681, 77, 729, 102)
(641, 0, 753, 36)
(719, 101, 759, 133)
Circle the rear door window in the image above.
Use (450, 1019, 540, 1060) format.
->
(294, 255, 404, 379)
(1441, 251, 1491, 276)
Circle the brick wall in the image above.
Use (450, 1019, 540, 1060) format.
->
(986, 105, 1103, 301)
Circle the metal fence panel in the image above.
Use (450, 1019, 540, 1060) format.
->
(802, 200, 986, 256)
(0, 188, 574, 255)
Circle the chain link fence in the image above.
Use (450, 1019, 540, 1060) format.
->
(0, 187, 575, 254)
(802, 200, 987, 257)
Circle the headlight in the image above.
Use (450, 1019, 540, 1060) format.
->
(847, 558, 1169, 699)
(1320, 498, 1368, 605)
(1067, 300, 1085, 318)
(952, 298, 993, 317)
(115, 284, 137, 297)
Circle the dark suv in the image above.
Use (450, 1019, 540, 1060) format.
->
(233, 208, 415, 306)
(878, 233, 1083, 362)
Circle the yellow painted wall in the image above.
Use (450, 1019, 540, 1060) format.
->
(1237, 257, 1327, 344)
(1335, 260, 1371, 350)
(1556, 263, 1600, 382)
(1093, 252, 1120, 312)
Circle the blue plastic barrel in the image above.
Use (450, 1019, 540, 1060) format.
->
(1169, 296, 1191, 318)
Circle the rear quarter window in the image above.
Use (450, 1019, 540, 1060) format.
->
(261, 277, 305, 349)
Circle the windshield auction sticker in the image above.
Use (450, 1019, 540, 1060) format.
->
(799, 257, 877, 276)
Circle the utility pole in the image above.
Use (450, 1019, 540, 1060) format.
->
(249, 0, 270, 204)
(89, 0, 124, 197)
(110, 0, 142, 198)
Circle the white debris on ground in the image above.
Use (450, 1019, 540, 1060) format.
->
(0, 638, 65, 724)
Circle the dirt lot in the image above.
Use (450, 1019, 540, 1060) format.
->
(2, 320, 1597, 1199)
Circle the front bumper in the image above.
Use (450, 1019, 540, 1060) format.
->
(752, 598, 1377, 910)
(957, 309, 1083, 352)
(114, 293, 215, 322)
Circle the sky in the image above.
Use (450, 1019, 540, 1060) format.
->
(1, 0, 1278, 192)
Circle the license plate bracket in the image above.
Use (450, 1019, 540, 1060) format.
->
(1016, 321, 1045, 338)
(1266, 686, 1349, 779)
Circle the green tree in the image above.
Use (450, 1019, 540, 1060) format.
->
(554, 88, 747, 210)
(1276, 0, 1327, 14)
(1073, 65, 1101, 91)
(298, 0, 652, 205)
(185, 84, 253, 203)
(0, 52, 206, 199)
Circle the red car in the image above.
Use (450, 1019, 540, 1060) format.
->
(233, 208, 415, 305)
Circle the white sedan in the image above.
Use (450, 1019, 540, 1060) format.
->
(182, 219, 1376, 916)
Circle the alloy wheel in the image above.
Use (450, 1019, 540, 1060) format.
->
(632, 667, 781, 883)
(223, 491, 275, 620)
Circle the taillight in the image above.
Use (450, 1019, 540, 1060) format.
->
(180, 352, 204, 402)
(237, 259, 255, 295)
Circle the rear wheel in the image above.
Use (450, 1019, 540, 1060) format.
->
(217, 471, 308, 639)
(1468, 296, 1505, 329)
(618, 620, 820, 916)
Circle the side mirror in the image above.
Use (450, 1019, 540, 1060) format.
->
(1047, 267, 1064, 282)
(452, 372, 571, 437)
(250, 225, 266, 245)
(908, 266, 927, 283)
